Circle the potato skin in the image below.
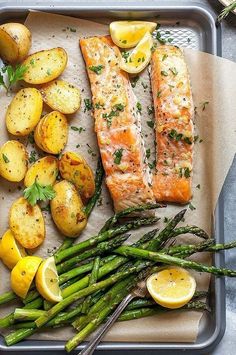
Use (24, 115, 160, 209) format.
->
(9, 197, 45, 249)
(0, 23, 31, 63)
(0, 140, 28, 182)
(24, 156, 58, 187)
(40, 80, 81, 114)
(6, 88, 43, 136)
(50, 180, 87, 238)
(22, 47, 68, 84)
(59, 152, 95, 201)
(34, 111, 68, 155)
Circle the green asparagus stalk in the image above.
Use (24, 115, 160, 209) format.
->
(57, 234, 130, 274)
(0, 291, 17, 306)
(164, 239, 215, 258)
(207, 241, 236, 252)
(100, 203, 165, 233)
(115, 245, 236, 277)
(148, 209, 186, 251)
(0, 297, 43, 328)
(81, 257, 100, 314)
(54, 239, 74, 256)
(55, 216, 159, 264)
(170, 226, 209, 240)
(14, 308, 44, 321)
(118, 301, 208, 322)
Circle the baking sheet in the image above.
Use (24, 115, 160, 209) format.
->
(0, 10, 235, 344)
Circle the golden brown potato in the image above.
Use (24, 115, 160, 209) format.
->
(6, 88, 43, 136)
(50, 180, 87, 238)
(59, 151, 95, 201)
(0, 23, 31, 63)
(24, 156, 58, 187)
(22, 48, 68, 84)
(34, 111, 68, 155)
(40, 80, 81, 114)
(0, 140, 28, 182)
(9, 197, 45, 249)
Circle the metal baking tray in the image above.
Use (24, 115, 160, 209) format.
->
(0, 1, 224, 354)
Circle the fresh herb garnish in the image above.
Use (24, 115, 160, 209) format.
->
(71, 126, 85, 133)
(131, 76, 139, 88)
(89, 65, 104, 75)
(122, 51, 130, 63)
(23, 180, 56, 206)
(147, 120, 154, 128)
(162, 54, 168, 61)
(2, 153, 9, 163)
(168, 129, 192, 145)
(147, 105, 154, 115)
(146, 148, 151, 159)
(103, 103, 125, 128)
(155, 31, 166, 45)
(86, 143, 96, 157)
(1, 64, 28, 93)
(28, 132, 35, 144)
(201, 101, 209, 111)
(148, 161, 156, 170)
(188, 202, 196, 211)
(95, 102, 104, 109)
(156, 90, 162, 98)
(170, 67, 178, 76)
(84, 98, 93, 112)
(136, 102, 142, 113)
(113, 148, 123, 165)
(46, 69, 52, 76)
(179, 167, 191, 178)
(161, 70, 168, 76)
(29, 151, 37, 164)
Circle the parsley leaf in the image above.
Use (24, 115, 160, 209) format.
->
(23, 180, 56, 206)
(89, 65, 104, 75)
(2, 64, 28, 92)
(113, 148, 124, 165)
(84, 98, 93, 112)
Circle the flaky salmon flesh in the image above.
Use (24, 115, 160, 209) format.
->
(150, 45, 194, 204)
(80, 36, 155, 212)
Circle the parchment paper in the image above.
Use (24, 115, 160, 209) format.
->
(0, 10, 236, 343)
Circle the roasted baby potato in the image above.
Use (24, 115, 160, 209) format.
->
(0, 140, 28, 182)
(22, 47, 68, 84)
(59, 151, 95, 201)
(24, 156, 58, 187)
(6, 88, 43, 136)
(9, 197, 45, 249)
(0, 23, 31, 63)
(34, 111, 68, 154)
(40, 80, 81, 114)
(50, 180, 87, 238)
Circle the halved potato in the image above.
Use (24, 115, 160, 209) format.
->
(22, 47, 68, 84)
(24, 156, 58, 187)
(6, 88, 43, 136)
(9, 197, 45, 249)
(40, 80, 81, 114)
(59, 151, 95, 200)
(34, 111, 68, 154)
(0, 23, 31, 63)
(0, 141, 28, 182)
(50, 180, 87, 238)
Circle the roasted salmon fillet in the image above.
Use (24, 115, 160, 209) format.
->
(80, 36, 154, 211)
(150, 45, 194, 204)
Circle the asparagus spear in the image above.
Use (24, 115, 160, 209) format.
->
(118, 301, 208, 322)
(81, 257, 100, 314)
(115, 246, 236, 277)
(148, 209, 186, 251)
(164, 239, 215, 258)
(57, 234, 130, 274)
(170, 226, 209, 240)
(0, 291, 17, 306)
(100, 203, 165, 233)
(55, 216, 159, 264)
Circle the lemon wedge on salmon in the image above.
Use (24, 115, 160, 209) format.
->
(0, 229, 26, 269)
(120, 32, 153, 74)
(36, 256, 62, 303)
(146, 267, 196, 309)
(11, 256, 42, 298)
(110, 21, 156, 48)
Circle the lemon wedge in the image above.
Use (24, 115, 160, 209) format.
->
(0, 229, 26, 269)
(11, 256, 42, 298)
(36, 256, 62, 303)
(110, 21, 156, 48)
(146, 267, 196, 309)
(120, 32, 153, 74)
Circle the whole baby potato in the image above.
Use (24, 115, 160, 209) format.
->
(50, 180, 87, 238)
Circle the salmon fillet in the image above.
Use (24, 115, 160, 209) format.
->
(150, 45, 194, 204)
(80, 36, 154, 211)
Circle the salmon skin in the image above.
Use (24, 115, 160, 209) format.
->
(150, 45, 194, 204)
(80, 36, 154, 212)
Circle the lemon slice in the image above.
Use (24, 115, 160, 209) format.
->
(120, 32, 153, 74)
(0, 229, 26, 269)
(110, 21, 156, 48)
(146, 267, 196, 309)
(11, 256, 42, 298)
(35, 256, 62, 303)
